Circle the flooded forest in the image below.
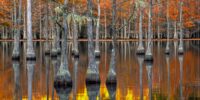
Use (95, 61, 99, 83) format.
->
(0, 0, 200, 99)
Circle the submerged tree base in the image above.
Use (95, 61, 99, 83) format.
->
(86, 72, 100, 84)
(144, 54, 153, 62)
(51, 51, 58, 58)
(45, 51, 51, 55)
(26, 53, 36, 60)
(54, 85, 72, 99)
(136, 54, 145, 59)
(106, 82, 117, 99)
(106, 71, 117, 84)
(12, 55, 20, 60)
(86, 83, 100, 100)
(95, 51, 101, 58)
(71, 50, 79, 58)
(178, 47, 184, 55)
(54, 76, 72, 88)
(136, 49, 145, 55)
(165, 49, 170, 55)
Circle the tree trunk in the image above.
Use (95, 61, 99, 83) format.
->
(174, 21, 178, 39)
(95, 0, 101, 56)
(23, 7, 27, 39)
(104, 0, 107, 39)
(52, 23, 57, 56)
(12, 0, 22, 58)
(51, 8, 57, 56)
(72, 6, 79, 56)
(157, 0, 161, 39)
(86, 0, 100, 83)
(106, 0, 117, 84)
(44, 0, 50, 54)
(56, 24, 61, 53)
(56, 0, 71, 84)
(26, 0, 35, 59)
(39, 0, 42, 39)
(124, 19, 127, 39)
(178, 0, 184, 54)
(145, 0, 153, 61)
(136, 5, 145, 54)
(165, 0, 170, 54)
(2, 27, 5, 39)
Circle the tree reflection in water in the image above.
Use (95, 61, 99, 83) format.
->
(137, 55, 144, 100)
(72, 57, 79, 100)
(12, 60, 22, 100)
(0, 41, 199, 99)
(179, 55, 183, 100)
(145, 62, 153, 100)
(86, 59, 101, 100)
(27, 60, 35, 100)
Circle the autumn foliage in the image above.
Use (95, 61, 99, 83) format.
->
(0, 0, 199, 34)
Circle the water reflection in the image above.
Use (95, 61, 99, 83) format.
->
(145, 62, 153, 100)
(179, 55, 183, 100)
(72, 57, 79, 100)
(0, 41, 200, 99)
(137, 55, 144, 100)
(86, 59, 101, 100)
(165, 54, 171, 100)
(12, 60, 22, 100)
(54, 84, 72, 100)
(27, 61, 35, 100)
(106, 48, 116, 83)
(106, 81, 117, 99)
(45, 55, 50, 100)
(86, 83, 100, 100)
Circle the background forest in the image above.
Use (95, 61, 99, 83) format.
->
(0, 0, 199, 39)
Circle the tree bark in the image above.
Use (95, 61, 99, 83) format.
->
(44, 0, 50, 54)
(136, 4, 145, 54)
(104, 0, 107, 39)
(106, 0, 117, 83)
(157, 0, 161, 39)
(178, 0, 184, 54)
(86, 0, 100, 83)
(165, 0, 170, 54)
(23, 7, 27, 39)
(26, 0, 35, 59)
(87, 0, 95, 68)
(145, 0, 153, 60)
(72, 6, 79, 56)
(56, 0, 71, 83)
(95, 0, 101, 55)
(174, 21, 178, 39)
(12, 0, 22, 58)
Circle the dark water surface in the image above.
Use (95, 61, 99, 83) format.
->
(0, 41, 199, 100)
